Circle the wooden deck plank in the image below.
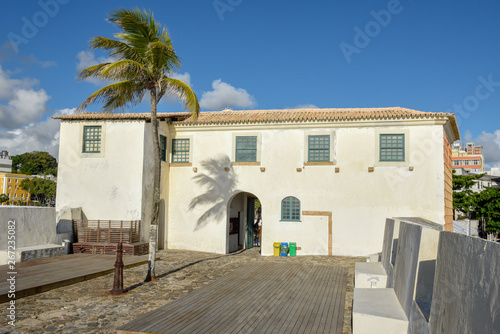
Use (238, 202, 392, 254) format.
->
(317, 267, 341, 333)
(334, 268, 348, 331)
(178, 264, 279, 333)
(125, 263, 273, 333)
(324, 268, 344, 331)
(289, 265, 331, 334)
(185, 263, 284, 334)
(265, 267, 321, 334)
(257, 264, 320, 334)
(226, 263, 305, 334)
(190, 263, 283, 334)
(281, 265, 325, 334)
(118, 262, 348, 334)
(309, 266, 337, 333)
(0, 253, 152, 303)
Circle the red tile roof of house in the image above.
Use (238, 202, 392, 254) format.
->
(53, 107, 460, 139)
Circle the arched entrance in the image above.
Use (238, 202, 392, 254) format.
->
(227, 192, 262, 253)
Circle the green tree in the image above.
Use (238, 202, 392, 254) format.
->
(452, 171, 484, 219)
(20, 178, 56, 205)
(77, 8, 199, 282)
(11, 151, 58, 176)
(0, 193, 8, 204)
(476, 187, 500, 237)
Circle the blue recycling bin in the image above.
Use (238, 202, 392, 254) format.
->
(280, 242, 289, 256)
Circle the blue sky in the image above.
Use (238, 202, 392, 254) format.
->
(1, 0, 500, 167)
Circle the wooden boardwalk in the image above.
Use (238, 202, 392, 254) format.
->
(118, 262, 348, 334)
(0, 253, 150, 303)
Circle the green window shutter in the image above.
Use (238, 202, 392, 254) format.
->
(160, 135, 166, 162)
(308, 135, 330, 161)
(82, 126, 102, 153)
(235, 136, 257, 162)
(380, 134, 405, 161)
(172, 138, 190, 163)
(281, 196, 300, 221)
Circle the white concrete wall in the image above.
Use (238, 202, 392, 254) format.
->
(429, 232, 500, 334)
(166, 122, 447, 256)
(56, 120, 148, 241)
(0, 207, 57, 248)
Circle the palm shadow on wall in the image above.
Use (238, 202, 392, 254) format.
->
(188, 155, 238, 231)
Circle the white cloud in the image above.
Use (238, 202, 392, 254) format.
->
(473, 130, 500, 169)
(0, 66, 50, 129)
(171, 72, 192, 87)
(0, 108, 77, 158)
(294, 104, 319, 109)
(76, 50, 114, 85)
(200, 79, 256, 110)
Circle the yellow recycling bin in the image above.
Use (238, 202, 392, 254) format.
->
(273, 242, 281, 256)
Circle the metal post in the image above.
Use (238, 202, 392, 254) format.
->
(110, 242, 126, 295)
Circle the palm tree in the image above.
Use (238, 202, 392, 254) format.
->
(76, 8, 199, 281)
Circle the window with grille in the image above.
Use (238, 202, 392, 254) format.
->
(172, 138, 190, 163)
(308, 135, 330, 161)
(83, 126, 102, 153)
(235, 136, 257, 162)
(281, 196, 300, 221)
(380, 134, 404, 161)
(160, 135, 167, 162)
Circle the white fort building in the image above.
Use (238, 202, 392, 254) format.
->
(54, 107, 459, 256)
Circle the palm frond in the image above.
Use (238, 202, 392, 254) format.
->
(90, 37, 142, 63)
(109, 8, 159, 53)
(77, 80, 145, 112)
(76, 63, 112, 81)
(78, 8, 199, 117)
(146, 41, 181, 73)
(76, 60, 144, 82)
(99, 60, 144, 81)
(158, 77, 200, 118)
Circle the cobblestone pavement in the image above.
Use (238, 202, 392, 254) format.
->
(0, 249, 363, 334)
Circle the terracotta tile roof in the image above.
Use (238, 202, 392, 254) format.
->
(52, 107, 460, 139)
(178, 107, 459, 138)
(52, 112, 191, 121)
(177, 107, 437, 124)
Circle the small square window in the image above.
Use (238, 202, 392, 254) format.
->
(308, 135, 330, 162)
(83, 126, 102, 153)
(380, 134, 405, 162)
(235, 136, 257, 162)
(160, 135, 167, 162)
(172, 138, 190, 163)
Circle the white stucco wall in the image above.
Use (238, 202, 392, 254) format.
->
(56, 120, 147, 240)
(166, 121, 447, 256)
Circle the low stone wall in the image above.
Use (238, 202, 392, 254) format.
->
(0, 207, 58, 248)
(0, 206, 75, 264)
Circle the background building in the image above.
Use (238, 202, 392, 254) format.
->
(451, 142, 484, 172)
(0, 151, 12, 173)
(0, 172, 31, 203)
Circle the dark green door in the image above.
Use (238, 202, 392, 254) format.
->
(246, 198, 254, 249)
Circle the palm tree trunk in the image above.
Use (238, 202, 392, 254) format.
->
(145, 88, 161, 282)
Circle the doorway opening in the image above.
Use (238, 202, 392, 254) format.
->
(227, 192, 262, 253)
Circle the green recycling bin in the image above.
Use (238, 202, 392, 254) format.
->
(289, 242, 296, 256)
